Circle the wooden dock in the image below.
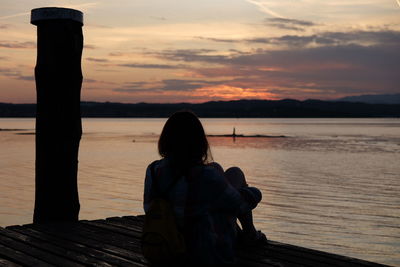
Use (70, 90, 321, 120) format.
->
(0, 215, 390, 267)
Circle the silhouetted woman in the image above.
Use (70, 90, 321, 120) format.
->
(143, 110, 266, 265)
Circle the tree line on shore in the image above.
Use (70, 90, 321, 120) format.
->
(0, 99, 399, 118)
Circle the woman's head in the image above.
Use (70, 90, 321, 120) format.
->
(158, 110, 211, 167)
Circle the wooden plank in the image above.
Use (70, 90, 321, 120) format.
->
(93, 218, 289, 267)
(73, 222, 142, 250)
(118, 216, 313, 266)
(86, 216, 390, 267)
(237, 256, 283, 267)
(112, 217, 331, 266)
(238, 248, 305, 267)
(0, 257, 22, 267)
(106, 218, 281, 267)
(27, 223, 147, 266)
(0, 229, 83, 267)
(256, 244, 347, 267)
(0, 215, 389, 267)
(113, 217, 287, 267)
(1, 226, 112, 267)
(7, 225, 130, 267)
(239, 240, 383, 267)
(80, 220, 142, 239)
(9, 225, 140, 267)
(11, 221, 144, 266)
(105, 217, 143, 233)
(119, 216, 386, 267)
(107, 217, 286, 267)
(82, 218, 283, 267)
(0, 240, 53, 267)
(122, 215, 145, 224)
(267, 241, 390, 267)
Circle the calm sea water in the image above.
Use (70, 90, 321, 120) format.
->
(1, 118, 399, 266)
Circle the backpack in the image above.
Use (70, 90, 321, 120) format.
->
(141, 162, 186, 264)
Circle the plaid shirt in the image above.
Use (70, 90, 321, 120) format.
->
(143, 158, 253, 264)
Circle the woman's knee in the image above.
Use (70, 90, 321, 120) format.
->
(225, 167, 247, 189)
(241, 187, 262, 209)
(225, 167, 245, 180)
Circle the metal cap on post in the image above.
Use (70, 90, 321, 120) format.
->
(31, 7, 83, 25)
(31, 7, 84, 223)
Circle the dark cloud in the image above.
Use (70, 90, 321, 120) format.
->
(0, 67, 17, 76)
(113, 79, 227, 94)
(17, 75, 34, 81)
(125, 81, 149, 88)
(86, 57, 109, 62)
(95, 68, 121, 72)
(151, 40, 399, 96)
(84, 44, 96, 50)
(319, 30, 400, 45)
(229, 44, 399, 71)
(248, 35, 317, 46)
(109, 52, 126, 57)
(118, 63, 186, 69)
(266, 24, 304, 31)
(84, 78, 97, 83)
(113, 88, 151, 93)
(0, 41, 35, 49)
(0, 67, 34, 81)
(229, 44, 399, 93)
(197, 35, 315, 46)
(267, 18, 316, 26)
(276, 30, 400, 46)
(113, 82, 150, 92)
(265, 18, 317, 31)
(110, 29, 400, 99)
(156, 39, 400, 74)
(149, 49, 226, 63)
(196, 30, 400, 47)
(160, 79, 216, 91)
(196, 36, 237, 43)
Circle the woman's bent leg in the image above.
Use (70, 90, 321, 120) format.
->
(224, 167, 257, 234)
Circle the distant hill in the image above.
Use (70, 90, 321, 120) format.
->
(0, 99, 399, 118)
(335, 94, 400, 104)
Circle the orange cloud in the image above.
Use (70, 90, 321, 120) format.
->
(193, 85, 278, 101)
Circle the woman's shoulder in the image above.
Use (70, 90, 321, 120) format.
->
(145, 159, 168, 178)
(199, 162, 226, 183)
(201, 162, 223, 173)
(147, 159, 224, 180)
(205, 162, 224, 173)
(147, 158, 169, 169)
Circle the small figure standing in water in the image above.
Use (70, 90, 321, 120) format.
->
(143, 110, 267, 265)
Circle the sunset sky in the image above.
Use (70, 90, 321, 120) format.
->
(0, 0, 399, 103)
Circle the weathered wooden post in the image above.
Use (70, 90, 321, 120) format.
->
(31, 7, 84, 223)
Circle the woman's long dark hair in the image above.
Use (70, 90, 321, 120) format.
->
(158, 110, 211, 171)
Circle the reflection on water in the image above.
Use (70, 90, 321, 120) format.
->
(0, 118, 399, 266)
(209, 135, 400, 154)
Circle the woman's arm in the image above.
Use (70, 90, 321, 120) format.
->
(206, 164, 261, 215)
(143, 160, 159, 213)
(205, 166, 243, 214)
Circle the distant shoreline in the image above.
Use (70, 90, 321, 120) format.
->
(0, 131, 289, 138)
(1, 99, 399, 118)
(208, 134, 287, 138)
